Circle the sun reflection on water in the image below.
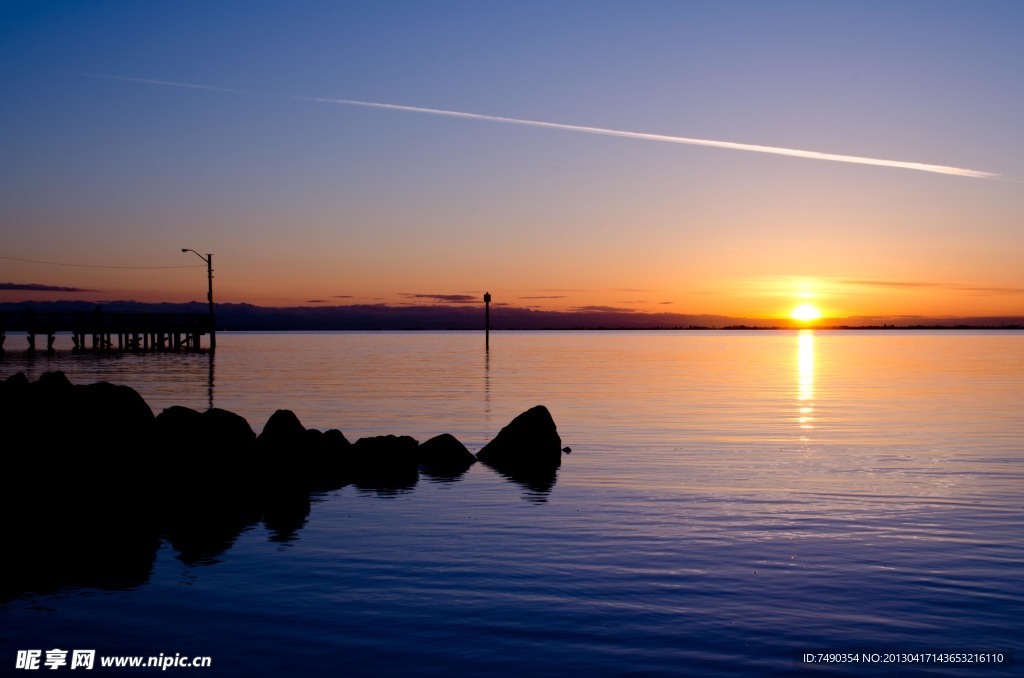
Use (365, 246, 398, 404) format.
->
(797, 330, 814, 436)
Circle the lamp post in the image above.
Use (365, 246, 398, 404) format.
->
(182, 249, 215, 351)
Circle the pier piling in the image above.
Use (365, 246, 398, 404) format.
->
(0, 309, 211, 354)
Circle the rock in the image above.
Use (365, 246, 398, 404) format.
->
(254, 409, 313, 491)
(257, 409, 306, 448)
(0, 374, 161, 598)
(0, 372, 31, 431)
(418, 433, 476, 470)
(418, 433, 476, 480)
(312, 429, 352, 491)
(352, 434, 419, 459)
(350, 435, 420, 490)
(2, 371, 30, 391)
(476, 405, 562, 471)
(61, 381, 156, 489)
(155, 406, 257, 491)
(322, 428, 350, 449)
(34, 370, 74, 394)
(157, 404, 203, 425)
(73, 381, 155, 435)
(203, 408, 257, 449)
(154, 405, 261, 564)
(159, 404, 259, 449)
(255, 410, 353, 492)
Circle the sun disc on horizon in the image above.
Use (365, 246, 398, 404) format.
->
(791, 303, 822, 322)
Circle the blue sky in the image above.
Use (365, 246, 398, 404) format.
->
(2, 1, 1023, 318)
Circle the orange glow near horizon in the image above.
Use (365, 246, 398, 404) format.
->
(3, 256, 1024, 322)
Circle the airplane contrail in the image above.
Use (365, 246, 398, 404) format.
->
(84, 73, 997, 179)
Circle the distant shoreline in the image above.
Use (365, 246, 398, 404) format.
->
(214, 325, 1024, 331)
(2, 300, 1022, 333)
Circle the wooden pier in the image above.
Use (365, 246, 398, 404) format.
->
(0, 310, 211, 353)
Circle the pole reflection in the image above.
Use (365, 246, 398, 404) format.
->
(484, 345, 491, 419)
(797, 330, 814, 437)
(207, 350, 215, 411)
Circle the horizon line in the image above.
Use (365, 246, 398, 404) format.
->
(4, 297, 1023, 324)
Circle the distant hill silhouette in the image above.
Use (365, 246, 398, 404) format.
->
(1, 300, 1021, 331)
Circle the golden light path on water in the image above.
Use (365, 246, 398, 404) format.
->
(797, 330, 815, 438)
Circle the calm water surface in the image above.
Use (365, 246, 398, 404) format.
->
(2, 331, 1022, 675)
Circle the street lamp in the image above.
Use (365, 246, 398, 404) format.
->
(182, 248, 215, 351)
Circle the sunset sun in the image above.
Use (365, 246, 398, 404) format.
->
(791, 303, 822, 322)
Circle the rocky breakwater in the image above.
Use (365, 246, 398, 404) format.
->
(0, 371, 567, 598)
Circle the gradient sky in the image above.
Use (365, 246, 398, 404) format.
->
(2, 1, 1023, 320)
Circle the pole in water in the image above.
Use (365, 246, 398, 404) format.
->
(484, 291, 491, 350)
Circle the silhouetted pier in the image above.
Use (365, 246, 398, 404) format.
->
(0, 310, 211, 353)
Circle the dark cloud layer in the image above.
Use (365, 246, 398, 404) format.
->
(399, 293, 479, 304)
(0, 282, 95, 292)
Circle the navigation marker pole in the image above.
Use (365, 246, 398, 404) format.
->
(484, 292, 491, 350)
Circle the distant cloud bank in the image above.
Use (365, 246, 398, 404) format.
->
(1, 282, 95, 292)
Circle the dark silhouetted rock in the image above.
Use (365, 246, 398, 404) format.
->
(0, 373, 163, 599)
(257, 409, 307, 448)
(76, 381, 154, 423)
(154, 404, 261, 553)
(0, 372, 32, 433)
(323, 428, 350, 449)
(203, 407, 257, 448)
(254, 410, 354, 491)
(418, 433, 476, 479)
(254, 409, 315, 490)
(350, 435, 420, 490)
(477, 406, 563, 501)
(34, 370, 74, 394)
(72, 381, 155, 451)
(477, 405, 562, 470)
(155, 405, 256, 480)
(3, 371, 30, 389)
(310, 428, 352, 491)
(157, 404, 203, 427)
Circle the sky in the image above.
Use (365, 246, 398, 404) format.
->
(2, 1, 1023, 322)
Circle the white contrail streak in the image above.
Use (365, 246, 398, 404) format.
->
(84, 74, 997, 179)
(298, 96, 994, 179)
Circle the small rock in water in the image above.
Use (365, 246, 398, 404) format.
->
(418, 433, 476, 470)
